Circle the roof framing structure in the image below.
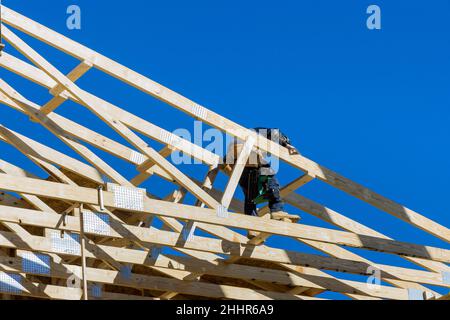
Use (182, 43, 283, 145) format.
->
(0, 6, 448, 300)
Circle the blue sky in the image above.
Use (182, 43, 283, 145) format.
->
(1, 0, 449, 299)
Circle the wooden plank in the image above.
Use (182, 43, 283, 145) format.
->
(146, 254, 445, 297)
(10, 139, 234, 282)
(0, 84, 244, 256)
(0, 275, 153, 300)
(221, 136, 255, 208)
(189, 176, 447, 296)
(0, 123, 183, 277)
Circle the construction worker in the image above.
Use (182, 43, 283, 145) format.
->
(224, 128, 300, 240)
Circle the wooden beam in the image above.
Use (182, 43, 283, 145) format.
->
(221, 136, 255, 208)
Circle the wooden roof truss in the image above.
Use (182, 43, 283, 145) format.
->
(0, 6, 448, 300)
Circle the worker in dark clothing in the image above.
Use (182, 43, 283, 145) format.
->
(238, 166, 284, 217)
(224, 128, 300, 240)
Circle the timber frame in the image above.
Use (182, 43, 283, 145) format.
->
(0, 6, 448, 300)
